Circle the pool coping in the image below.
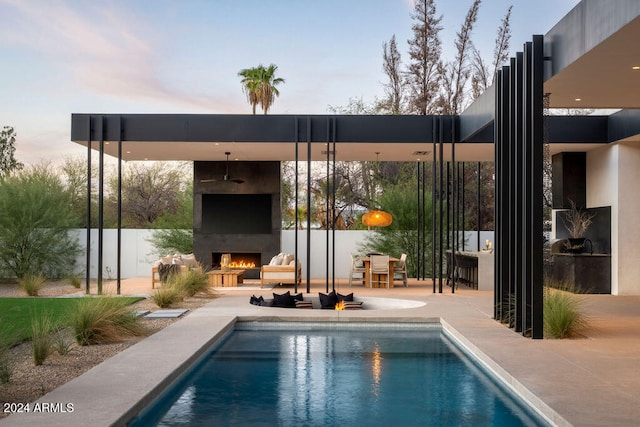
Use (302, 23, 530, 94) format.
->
(2, 298, 568, 427)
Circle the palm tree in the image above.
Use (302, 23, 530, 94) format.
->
(238, 64, 285, 114)
(238, 67, 261, 114)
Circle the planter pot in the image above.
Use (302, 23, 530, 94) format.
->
(566, 238, 586, 254)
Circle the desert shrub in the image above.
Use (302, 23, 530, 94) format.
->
(53, 329, 74, 355)
(170, 267, 210, 297)
(0, 165, 81, 278)
(149, 229, 193, 256)
(543, 287, 588, 338)
(70, 297, 147, 346)
(0, 338, 12, 383)
(18, 273, 47, 296)
(67, 273, 82, 289)
(31, 312, 56, 365)
(151, 285, 184, 308)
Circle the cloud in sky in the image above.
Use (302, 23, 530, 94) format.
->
(0, 0, 226, 111)
(0, 0, 582, 165)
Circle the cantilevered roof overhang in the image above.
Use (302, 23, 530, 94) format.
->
(71, 1, 640, 163)
(71, 113, 499, 162)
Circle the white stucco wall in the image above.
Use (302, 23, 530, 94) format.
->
(585, 143, 640, 295)
(586, 145, 619, 293)
(617, 143, 640, 295)
(71, 229, 158, 279)
(73, 229, 494, 280)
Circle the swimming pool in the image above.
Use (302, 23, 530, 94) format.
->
(130, 323, 550, 426)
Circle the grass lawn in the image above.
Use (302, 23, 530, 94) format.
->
(0, 297, 143, 345)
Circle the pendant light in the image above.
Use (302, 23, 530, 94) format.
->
(362, 152, 393, 228)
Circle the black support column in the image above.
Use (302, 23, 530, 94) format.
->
(494, 35, 544, 338)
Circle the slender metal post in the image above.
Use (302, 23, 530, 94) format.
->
(325, 119, 330, 293)
(306, 118, 311, 294)
(451, 118, 456, 294)
(432, 118, 437, 293)
(331, 129, 336, 291)
(461, 162, 465, 252)
(117, 116, 122, 295)
(477, 162, 481, 251)
(85, 117, 92, 295)
(294, 118, 299, 294)
(438, 118, 444, 293)
(416, 161, 421, 279)
(97, 116, 104, 295)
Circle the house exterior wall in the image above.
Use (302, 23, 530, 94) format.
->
(73, 229, 495, 281)
(617, 143, 640, 295)
(587, 142, 640, 295)
(586, 145, 618, 293)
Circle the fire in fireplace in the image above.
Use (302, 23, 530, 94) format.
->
(212, 252, 261, 278)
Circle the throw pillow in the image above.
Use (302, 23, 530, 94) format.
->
(344, 301, 363, 310)
(282, 253, 294, 265)
(319, 291, 338, 309)
(295, 300, 313, 309)
(337, 292, 354, 302)
(273, 291, 295, 308)
(269, 253, 285, 266)
(291, 293, 304, 301)
(181, 253, 198, 268)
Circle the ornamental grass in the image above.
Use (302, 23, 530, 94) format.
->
(543, 285, 589, 338)
(70, 297, 147, 346)
(18, 273, 47, 297)
(30, 312, 55, 366)
(170, 267, 211, 297)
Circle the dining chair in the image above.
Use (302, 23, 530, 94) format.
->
(369, 255, 390, 288)
(394, 253, 408, 287)
(349, 253, 366, 286)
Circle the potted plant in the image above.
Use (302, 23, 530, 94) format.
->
(561, 200, 595, 253)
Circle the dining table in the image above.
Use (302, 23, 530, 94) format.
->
(359, 255, 400, 288)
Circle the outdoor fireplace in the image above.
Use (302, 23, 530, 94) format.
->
(212, 252, 261, 278)
(193, 160, 281, 280)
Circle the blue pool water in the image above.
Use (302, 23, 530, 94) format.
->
(131, 325, 548, 427)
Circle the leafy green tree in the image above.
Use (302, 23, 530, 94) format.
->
(0, 126, 24, 178)
(0, 165, 80, 278)
(150, 179, 194, 255)
(238, 64, 285, 114)
(360, 182, 433, 277)
(108, 162, 187, 228)
(60, 155, 98, 227)
(148, 229, 193, 256)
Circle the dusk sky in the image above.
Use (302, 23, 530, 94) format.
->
(0, 0, 581, 165)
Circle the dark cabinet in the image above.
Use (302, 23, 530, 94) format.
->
(551, 254, 611, 294)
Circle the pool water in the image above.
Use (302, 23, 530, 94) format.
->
(131, 325, 548, 427)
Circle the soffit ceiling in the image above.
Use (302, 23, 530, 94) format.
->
(544, 16, 640, 110)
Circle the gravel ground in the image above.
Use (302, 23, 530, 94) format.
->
(0, 281, 218, 417)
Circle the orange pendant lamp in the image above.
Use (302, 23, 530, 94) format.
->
(362, 210, 393, 227)
(362, 151, 393, 228)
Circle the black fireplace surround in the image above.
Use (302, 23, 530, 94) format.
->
(193, 161, 281, 279)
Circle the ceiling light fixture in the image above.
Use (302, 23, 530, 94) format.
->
(574, 98, 582, 101)
(632, 66, 640, 70)
(362, 152, 393, 228)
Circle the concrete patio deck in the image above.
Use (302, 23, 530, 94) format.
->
(3, 277, 640, 426)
